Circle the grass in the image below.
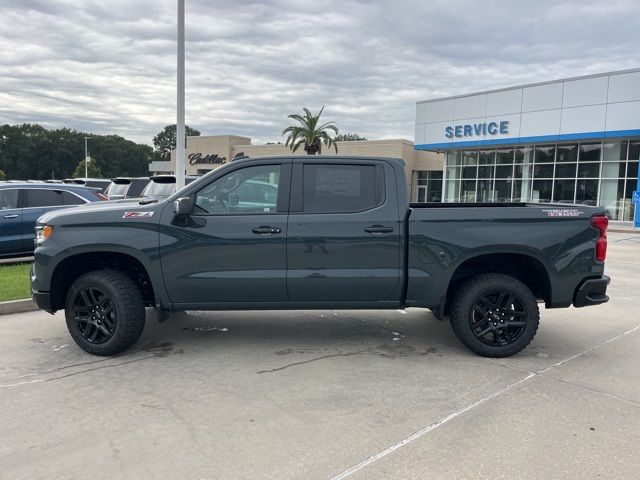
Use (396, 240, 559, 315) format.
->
(0, 263, 31, 302)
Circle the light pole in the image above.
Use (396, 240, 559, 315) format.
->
(175, 0, 186, 189)
(84, 136, 90, 178)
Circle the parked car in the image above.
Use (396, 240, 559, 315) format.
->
(0, 183, 105, 257)
(64, 178, 111, 193)
(31, 156, 610, 357)
(124, 177, 151, 199)
(105, 177, 133, 200)
(139, 175, 198, 201)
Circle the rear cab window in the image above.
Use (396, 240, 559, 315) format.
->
(301, 164, 383, 213)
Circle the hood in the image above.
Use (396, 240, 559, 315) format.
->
(37, 200, 162, 226)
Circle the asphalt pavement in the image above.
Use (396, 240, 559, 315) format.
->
(1, 232, 639, 480)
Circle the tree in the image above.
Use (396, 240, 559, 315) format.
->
(334, 132, 367, 142)
(72, 158, 102, 178)
(0, 169, 5, 180)
(281, 107, 338, 155)
(152, 124, 201, 161)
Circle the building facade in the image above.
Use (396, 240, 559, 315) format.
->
(156, 136, 443, 201)
(415, 69, 640, 222)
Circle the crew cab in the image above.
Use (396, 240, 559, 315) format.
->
(30, 156, 610, 357)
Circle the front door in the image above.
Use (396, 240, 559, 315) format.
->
(0, 189, 23, 257)
(286, 161, 402, 304)
(160, 162, 291, 306)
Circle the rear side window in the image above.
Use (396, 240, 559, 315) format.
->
(126, 179, 150, 198)
(303, 164, 380, 213)
(0, 189, 19, 210)
(61, 191, 86, 205)
(25, 189, 64, 208)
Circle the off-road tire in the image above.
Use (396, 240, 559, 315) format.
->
(449, 273, 539, 357)
(65, 269, 145, 355)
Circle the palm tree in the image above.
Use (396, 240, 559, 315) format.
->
(281, 107, 339, 155)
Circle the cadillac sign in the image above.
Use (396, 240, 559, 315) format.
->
(188, 153, 227, 165)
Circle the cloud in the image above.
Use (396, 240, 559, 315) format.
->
(0, 0, 639, 145)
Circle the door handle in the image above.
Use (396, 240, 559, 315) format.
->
(2, 214, 19, 219)
(252, 226, 281, 235)
(364, 225, 394, 234)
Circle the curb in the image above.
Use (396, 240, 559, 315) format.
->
(609, 228, 640, 234)
(0, 299, 38, 315)
(0, 256, 34, 266)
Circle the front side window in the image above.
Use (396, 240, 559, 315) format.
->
(25, 189, 63, 208)
(303, 164, 379, 213)
(195, 165, 281, 214)
(0, 189, 19, 210)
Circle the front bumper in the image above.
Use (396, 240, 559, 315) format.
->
(31, 288, 53, 313)
(573, 275, 610, 308)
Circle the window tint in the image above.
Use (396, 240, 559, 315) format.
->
(25, 189, 63, 208)
(303, 164, 379, 213)
(126, 179, 150, 198)
(195, 165, 280, 214)
(0, 189, 19, 210)
(62, 191, 85, 205)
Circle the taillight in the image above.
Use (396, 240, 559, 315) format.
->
(97, 193, 109, 201)
(591, 214, 608, 262)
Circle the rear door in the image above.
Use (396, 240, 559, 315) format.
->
(21, 188, 81, 250)
(286, 160, 402, 304)
(0, 188, 23, 256)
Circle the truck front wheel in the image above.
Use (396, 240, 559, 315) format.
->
(64, 270, 146, 356)
(449, 273, 539, 357)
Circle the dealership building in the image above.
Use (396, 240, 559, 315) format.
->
(414, 68, 640, 222)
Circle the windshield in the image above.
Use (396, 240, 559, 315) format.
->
(141, 180, 175, 199)
(107, 183, 129, 196)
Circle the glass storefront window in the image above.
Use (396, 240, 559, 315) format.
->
(494, 180, 511, 202)
(535, 145, 555, 163)
(533, 163, 554, 178)
(624, 179, 637, 221)
(446, 151, 462, 166)
(579, 142, 602, 162)
(427, 171, 443, 202)
(556, 144, 578, 162)
(513, 180, 531, 202)
(515, 146, 534, 164)
(553, 179, 576, 202)
(603, 140, 628, 161)
(496, 148, 514, 164)
(576, 179, 598, 205)
(629, 141, 640, 161)
(577, 163, 600, 178)
(599, 179, 625, 220)
(601, 161, 626, 178)
(462, 150, 478, 165)
(479, 149, 496, 165)
(476, 179, 493, 202)
(515, 164, 533, 178)
(532, 179, 553, 203)
(461, 180, 476, 202)
(495, 165, 514, 179)
(462, 166, 477, 179)
(478, 165, 494, 179)
(627, 161, 638, 179)
(556, 163, 577, 178)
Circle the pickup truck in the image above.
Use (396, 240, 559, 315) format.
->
(30, 156, 610, 358)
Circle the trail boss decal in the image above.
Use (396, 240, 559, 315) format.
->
(542, 209, 582, 217)
(122, 211, 155, 219)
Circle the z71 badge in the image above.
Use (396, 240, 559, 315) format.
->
(122, 211, 154, 219)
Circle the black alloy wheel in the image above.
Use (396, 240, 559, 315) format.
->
(469, 289, 527, 347)
(72, 287, 117, 344)
(65, 270, 146, 355)
(449, 273, 540, 357)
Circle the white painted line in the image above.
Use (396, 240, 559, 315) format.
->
(330, 323, 640, 480)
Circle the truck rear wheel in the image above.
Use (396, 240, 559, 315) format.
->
(449, 273, 539, 357)
(64, 270, 145, 356)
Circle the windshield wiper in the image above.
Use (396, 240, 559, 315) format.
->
(139, 197, 158, 205)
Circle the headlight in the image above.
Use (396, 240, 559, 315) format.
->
(35, 225, 54, 245)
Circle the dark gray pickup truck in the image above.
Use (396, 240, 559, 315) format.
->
(31, 156, 610, 357)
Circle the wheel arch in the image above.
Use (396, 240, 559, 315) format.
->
(443, 251, 552, 314)
(49, 249, 161, 312)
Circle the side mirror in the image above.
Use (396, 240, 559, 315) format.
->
(173, 197, 193, 216)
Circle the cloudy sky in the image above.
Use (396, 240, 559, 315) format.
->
(1, 0, 639, 145)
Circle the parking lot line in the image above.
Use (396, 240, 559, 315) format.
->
(329, 322, 640, 480)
